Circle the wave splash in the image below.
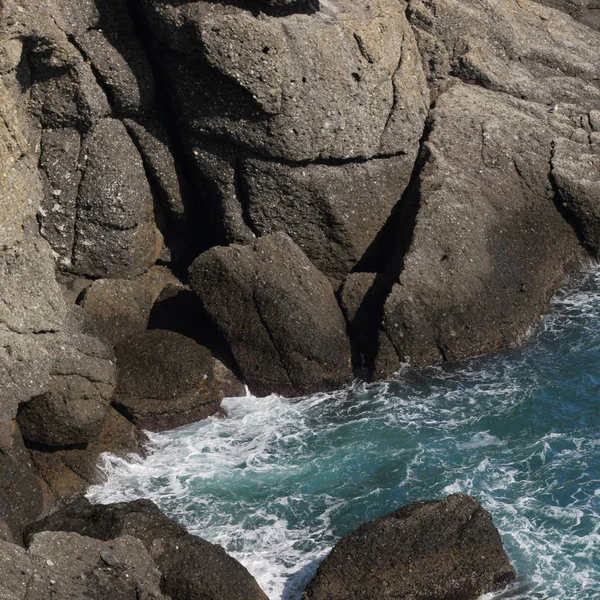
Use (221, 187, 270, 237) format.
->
(89, 268, 600, 600)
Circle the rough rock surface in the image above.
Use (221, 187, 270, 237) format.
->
(551, 135, 600, 254)
(29, 407, 144, 509)
(374, 83, 589, 374)
(189, 233, 353, 396)
(0, 417, 43, 544)
(303, 494, 516, 600)
(0, 531, 168, 600)
(113, 329, 223, 430)
(28, 498, 269, 600)
(141, 0, 429, 275)
(79, 266, 179, 345)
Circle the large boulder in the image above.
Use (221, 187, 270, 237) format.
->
(189, 233, 353, 396)
(27, 498, 269, 600)
(29, 407, 145, 508)
(79, 266, 179, 345)
(303, 494, 515, 600)
(113, 329, 223, 430)
(140, 0, 429, 275)
(374, 84, 588, 375)
(17, 326, 116, 448)
(0, 531, 168, 600)
(408, 0, 600, 107)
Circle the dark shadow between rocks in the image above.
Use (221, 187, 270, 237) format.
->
(151, 0, 320, 18)
(281, 556, 326, 600)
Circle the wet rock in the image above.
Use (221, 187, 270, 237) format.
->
(113, 329, 223, 430)
(189, 233, 352, 396)
(551, 135, 600, 255)
(72, 118, 163, 278)
(79, 267, 179, 345)
(28, 498, 269, 600)
(376, 84, 587, 374)
(0, 417, 43, 545)
(303, 494, 515, 600)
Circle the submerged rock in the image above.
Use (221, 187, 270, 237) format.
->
(303, 493, 515, 600)
(28, 498, 269, 600)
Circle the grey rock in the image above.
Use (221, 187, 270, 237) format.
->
(25, 531, 168, 600)
(0, 237, 66, 417)
(551, 136, 600, 254)
(189, 233, 352, 396)
(242, 154, 414, 279)
(141, 0, 428, 161)
(28, 498, 269, 600)
(17, 327, 116, 447)
(0, 540, 31, 599)
(303, 494, 515, 600)
(113, 329, 223, 431)
(0, 417, 43, 545)
(72, 118, 163, 278)
(38, 128, 82, 268)
(80, 266, 179, 345)
(409, 0, 600, 109)
(533, 0, 600, 31)
(78, 29, 155, 117)
(377, 84, 586, 373)
(29, 407, 145, 508)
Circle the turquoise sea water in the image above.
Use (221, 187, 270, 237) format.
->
(89, 267, 600, 600)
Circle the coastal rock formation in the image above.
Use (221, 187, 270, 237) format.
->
(27, 498, 269, 600)
(113, 329, 223, 430)
(0, 531, 168, 599)
(189, 233, 352, 396)
(303, 494, 515, 600)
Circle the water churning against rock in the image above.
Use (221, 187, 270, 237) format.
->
(90, 267, 600, 600)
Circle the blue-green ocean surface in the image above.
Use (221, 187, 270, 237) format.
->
(89, 267, 600, 600)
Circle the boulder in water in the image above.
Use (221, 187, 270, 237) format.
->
(303, 493, 515, 600)
(27, 498, 269, 600)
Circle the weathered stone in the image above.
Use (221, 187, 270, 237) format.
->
(0, 417, 43, 545)
(24, 531, 168, 600)
(409, 0, 600, 109)
(242, 155, 413, 279)
(189, 233, 352, 396)
(28, 498, 269, 600)
(303, 494, 515, 600)
(79, 266, 179, 345)
(376, 84, 587, 374)
(113, 329, 223, 430)
(0, 539, 31, 598)
(37, 128, 82, 268)
(533, 0, 600, 31)
(29, 407, 144, 508)
(78, 29, 155, 117)
(17, 328, 116, 448)
(141, 0, 428, 161)
(0, 237, 67, 417)
(72, 118, 163, 278)
(551, 136, 600, 254)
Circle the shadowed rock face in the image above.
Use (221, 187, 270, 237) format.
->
(189, 233, 352, 397)
(303, 494, 516, 600)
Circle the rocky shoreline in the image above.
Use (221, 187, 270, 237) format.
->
(1, 0, 599, 596)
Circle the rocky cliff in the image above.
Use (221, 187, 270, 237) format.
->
(0, 0, 599, 592)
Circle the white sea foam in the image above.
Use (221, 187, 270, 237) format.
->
(90, 266, 600, 599)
